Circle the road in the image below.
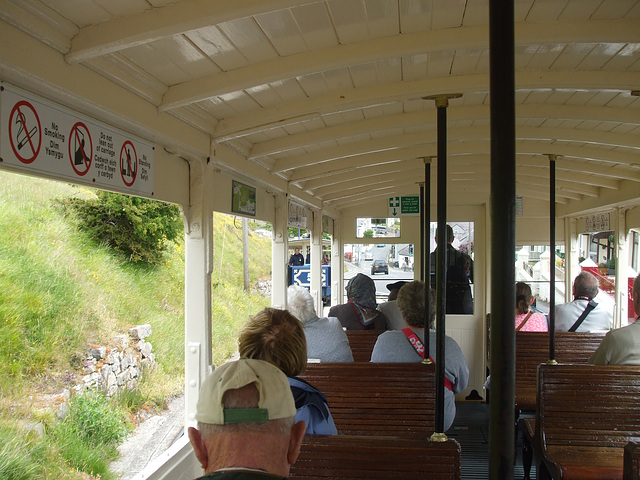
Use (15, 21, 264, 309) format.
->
(344, 244, 414, 299)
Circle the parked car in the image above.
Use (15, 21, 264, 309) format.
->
(371, 259, 389, 275)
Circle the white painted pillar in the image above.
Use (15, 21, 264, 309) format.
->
(272, 193, 288, 308)
(615, 208, 629, 327)
(331, 217, 343, 307)
(183, 160, 213, 428)
(566, 218, 580, 303)
(310, 209, 323, 314)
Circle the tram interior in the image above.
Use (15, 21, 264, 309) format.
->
(1, 0, 640, 478)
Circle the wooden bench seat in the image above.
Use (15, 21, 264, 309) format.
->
(299, 362, 436, 438)
(290, 434, 461, 480)
(345, 330, 384, 362)
(523, 364, 640, 480)
(515, 332, 605, 411)
(624, 442, 640, 480)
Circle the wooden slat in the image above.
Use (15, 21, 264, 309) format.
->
(344, 330, 383, 362)
(529, 364, 640, 479)
(291, 435, 461, 480)
(299, 362, 436, 438)
(514, 331, 606, 411)
(624, 442, 640, 480)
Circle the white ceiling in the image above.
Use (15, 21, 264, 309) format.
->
(1, 0, 639, 212)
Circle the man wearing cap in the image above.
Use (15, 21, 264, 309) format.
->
(188, 358, 307, 479)
(377, 281, 408, 329)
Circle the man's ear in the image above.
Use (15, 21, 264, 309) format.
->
(287, 421, 306, 465)
(188, 426, 209, 471)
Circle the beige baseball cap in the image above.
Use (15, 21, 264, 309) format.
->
(195, 358, 296, 425)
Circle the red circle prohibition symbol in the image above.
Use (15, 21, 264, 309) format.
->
(120, 141, 138, 187)
(68, 122, 93, 176)
(8, 100, 42, 164)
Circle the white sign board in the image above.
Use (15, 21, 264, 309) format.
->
(288, 201, 308, 228)
(584, 212, 610, 233)
(1, 84, 154, 196)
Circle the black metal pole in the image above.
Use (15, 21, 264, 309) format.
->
(420, 183, 425, 283)
(424, 159, 431, 361)
(424, 94, 460, 438)
(489, 0, 516, 477)
(435, 103, 447, 436)
(549, 155, 557, 361)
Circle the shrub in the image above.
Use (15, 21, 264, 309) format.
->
(51, 391, 130, 479)
(63, 191, 182, 264)
(60, 391, 129, 448)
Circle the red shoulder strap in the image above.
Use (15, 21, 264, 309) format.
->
(401, 328, 453, 392)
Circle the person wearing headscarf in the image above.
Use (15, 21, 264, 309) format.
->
(328, 273, 388, 330)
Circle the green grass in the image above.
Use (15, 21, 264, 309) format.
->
(0, 170, 272, 478)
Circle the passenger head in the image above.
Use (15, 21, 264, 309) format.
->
(386, 281, 407, 301)
(287, 285, 317, 324)
(573, 271, 599, 299)
(188, 358, 305, 476)
(397, 280, 435, 329)
(435, 225, 454, 245)
(515, 282, 534, 315)
(346, 273, 377, 310)
(238, 307, 307, 377)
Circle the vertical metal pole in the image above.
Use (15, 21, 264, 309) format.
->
(424, 94, 461, 438)
(420, 183, 425, 282)
(435, 102, 448, 437)
(489, 0, 516, 477)
(548, 155, 557, 362)
(424, 159, 432, 361)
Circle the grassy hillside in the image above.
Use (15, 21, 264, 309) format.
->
(0, 170, 272, 479)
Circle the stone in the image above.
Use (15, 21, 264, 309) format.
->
(56, 402, 69, 420)
(90, 346, 107, 360)
(112, 334, 129, 349)
(129, 324, 152, 340)
(138, 340, 153, 358)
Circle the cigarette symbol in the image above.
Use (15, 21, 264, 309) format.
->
(15, 116, 38, 150)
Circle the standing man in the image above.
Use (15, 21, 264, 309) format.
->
(430, 225, 474, 314)
(555, 271, 613, 332)
(188, 358, 306, 479)
(589, 273, 640, 365)
(288, 247, 304, 266)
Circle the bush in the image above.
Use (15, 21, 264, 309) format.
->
(51, 391, 130, 479)
(60, 391, 129, 448)
(63, 191, 182, 264)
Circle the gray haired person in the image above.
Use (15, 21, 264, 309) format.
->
(287, 285, 353, 362)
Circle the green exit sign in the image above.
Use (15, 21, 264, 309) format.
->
(388, 196, 420, 216)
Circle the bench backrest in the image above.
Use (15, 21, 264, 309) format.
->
(536, 364, 640, 453)
(515, 331, 605, 410)
(624, 442, 640, 480)
(290, 435, 461, 480)
(345, 330, 383, 362)
(299, 362, 436, 437)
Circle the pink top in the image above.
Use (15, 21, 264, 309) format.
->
(515, 311, 548, 332)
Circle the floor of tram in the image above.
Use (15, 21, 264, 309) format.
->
(449, 401, 535, 480)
